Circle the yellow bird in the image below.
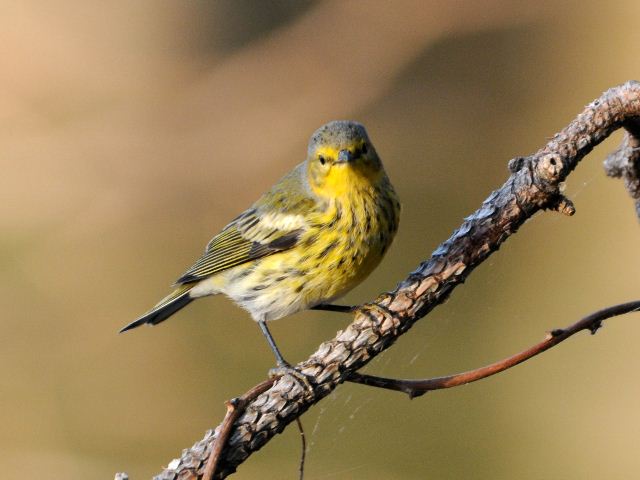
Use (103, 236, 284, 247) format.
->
(121, 120, 400, 371)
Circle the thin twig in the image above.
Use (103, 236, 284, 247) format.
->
(348, 301, 640, 398)
(203, 379, 276, 480)
(295, 417, 306, 480)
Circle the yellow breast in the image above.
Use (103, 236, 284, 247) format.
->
(214, 171, 400, 321)
(296, 172, 400, 304)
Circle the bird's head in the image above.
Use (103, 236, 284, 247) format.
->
(305, 120, 383, 197)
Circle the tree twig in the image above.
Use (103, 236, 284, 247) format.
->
(202, 379, 275, 480)
(604, 117, 640, 216)
(295, 417, 306, 480)
(348, 300, 640, 398)
(154, 81, 640, 480)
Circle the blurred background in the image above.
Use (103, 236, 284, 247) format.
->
(3, 1, 640, 478)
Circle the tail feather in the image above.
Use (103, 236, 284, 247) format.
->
(120, 285, 194, 333)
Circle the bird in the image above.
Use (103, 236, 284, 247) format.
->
(120, 120, 400, 374)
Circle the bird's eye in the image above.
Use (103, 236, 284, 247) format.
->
(361, 144, 368, 155)
(319, 156, 326, 165)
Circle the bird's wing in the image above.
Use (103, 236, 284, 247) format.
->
(175, 164, 316, 284)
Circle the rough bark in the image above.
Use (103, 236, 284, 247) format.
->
(153, 81, 640, 479)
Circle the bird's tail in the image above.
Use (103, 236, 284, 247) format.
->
(120, 284, 194, 333)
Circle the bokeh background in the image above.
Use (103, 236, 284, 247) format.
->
(3, 1, 640, 478)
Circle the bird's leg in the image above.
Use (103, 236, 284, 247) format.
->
(258, 320, 314, 395)
(311, 304, 356, 313)
(258, 319, 289, 367)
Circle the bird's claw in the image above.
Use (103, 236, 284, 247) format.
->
(269, 363, 314, 396)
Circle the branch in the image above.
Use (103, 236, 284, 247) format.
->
(348, 300, 640, 398)
(202, 379, 275, 480)
(604, 117, 640, 216)
(153, 81, 640, 480)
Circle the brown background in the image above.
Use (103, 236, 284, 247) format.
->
(2, 1, 640, 478)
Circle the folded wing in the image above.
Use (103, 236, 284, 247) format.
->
(176, 164, 314, 284)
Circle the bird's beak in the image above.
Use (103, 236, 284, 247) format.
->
(336, 149, 354, 164)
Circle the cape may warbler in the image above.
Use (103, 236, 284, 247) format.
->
(121, 120, 400, 370)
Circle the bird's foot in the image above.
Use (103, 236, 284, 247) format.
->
(269, 362, 314, 396)
(311, 303, 357, 313)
